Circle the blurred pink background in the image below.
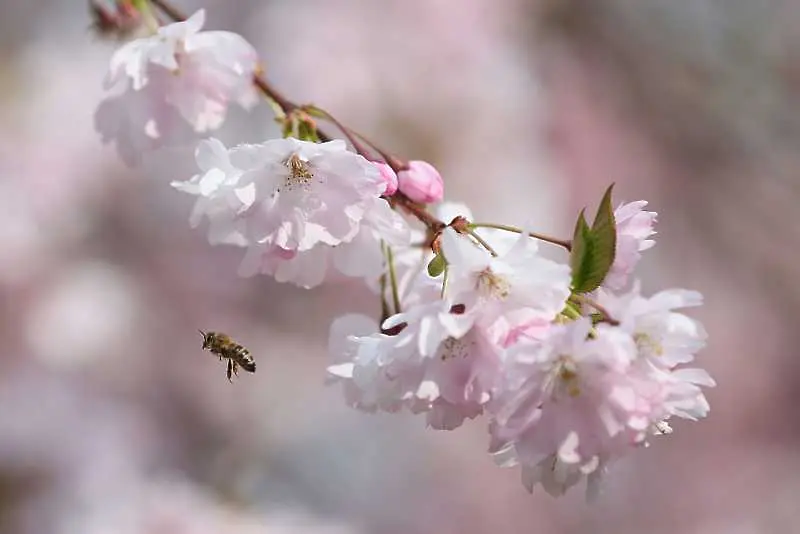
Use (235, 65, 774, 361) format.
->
(1, 0, 799, 533)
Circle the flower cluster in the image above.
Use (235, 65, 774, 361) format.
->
(170, 136, 411, 288)
(327, 212, 712, 498)
(96, 9, 259, 166)
(93, 4, 714, 499)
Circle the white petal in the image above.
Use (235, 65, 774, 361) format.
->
(195, 138, 229, 172)
(672, 368, 716, 387)
(160, 9, 205, 40)
(198, 168, 227, 196)
(416, 380, 440, 401)
(440, 227, 490, 269)
(327, 363, 355, 378)
(557, 431, 581, 464)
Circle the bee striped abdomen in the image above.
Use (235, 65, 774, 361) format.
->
(199, 330, 256, 382)
(229, 345, 256, 372)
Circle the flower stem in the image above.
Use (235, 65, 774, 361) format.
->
(385, 245, 402, 314)
(467, 229, 498, 257)
(388, 194, 446, 233)
(570, 294, 620, 326)
(348, 129, 406, 173)
(379, 272, 390, 323)
(306, 106, 373, 158)
(469, 222, 572, 251)
(561, 301, 582, 320)
(148, 0, 446, 233)
(441, 265, 449, 298)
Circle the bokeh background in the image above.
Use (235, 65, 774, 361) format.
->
(1, 0, 798, 533)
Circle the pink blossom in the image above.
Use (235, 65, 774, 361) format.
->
(237, 196, 410, 288)
(440, 227, 571, 319)
(327, 298, 503, 430)
(374, 161, 398, 196)
(489, 316, 713, 497)
(396, 160, 445, 203)
(172, 137, 412, 288)
(97, 9, 259, 165)
(597, 282, 707, 368)
(604, 201, 657, 290)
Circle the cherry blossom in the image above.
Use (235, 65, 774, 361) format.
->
(374, 161, 399, 196)
(85, 2, 715, 502)
(173, 137, 410, 287)
(96, 9, 259, 165)
(489, 308, 713, 497)
(327, 298, 503, 430)
(596, 282, 707, 368)
(396, 160, 445, 204)
(604, 201, 657, 290)
(440, 227, 571, 319)
(237, 195, 411, 288)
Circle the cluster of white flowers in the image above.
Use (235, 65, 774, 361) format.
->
(96, 9, 259, 166)
(170, 137, 411, 287)
(95, 8, 714, 499)
(326, 203, 712, 498)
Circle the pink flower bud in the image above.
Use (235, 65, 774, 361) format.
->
(373, 161, 398, 196)
(396, 160, 444, 203)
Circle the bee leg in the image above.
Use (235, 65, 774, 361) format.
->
(232, 362, 239, 376)
(226, 360, 233, 382)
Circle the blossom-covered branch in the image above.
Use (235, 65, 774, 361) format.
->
(91, 0, 714, 500)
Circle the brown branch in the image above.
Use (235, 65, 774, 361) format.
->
(149, 0, 446, 232)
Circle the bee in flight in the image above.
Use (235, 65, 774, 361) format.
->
(199, 330, 256, 382)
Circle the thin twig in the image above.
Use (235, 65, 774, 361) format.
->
(149, 0, 445, 235)
(308, 107, 373, 157)
(467, 229, 498, 257)
(470, 222, 572, 251)
(385, 245, 402, 314)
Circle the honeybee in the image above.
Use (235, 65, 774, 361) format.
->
(199, 330, 256, 382)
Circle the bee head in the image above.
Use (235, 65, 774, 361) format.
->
(199, 330, 212, 349)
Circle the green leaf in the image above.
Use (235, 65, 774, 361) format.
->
(587, 183, 617, 287)
(569, 184, 618, 293)
(569, 210, 593, 291)
(427, 253, 446, 277)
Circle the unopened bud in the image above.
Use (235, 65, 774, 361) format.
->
(396, 160, 444, 204)
(374, 161, 398, 196)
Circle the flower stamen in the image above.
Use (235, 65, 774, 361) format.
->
(634, 332, 663, 358)
(476, 268, 510, 299)
(438, 336, 473, 361)
(281, 153, 315, 192)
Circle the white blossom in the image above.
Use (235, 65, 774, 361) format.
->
(440, 227, 571, 319)
(327, 298, 502, 430)
(173, 137, 410, 288)
(604, 201, 657, 290)
(96, 9, 259, 165)
(489, 314, 713, 497)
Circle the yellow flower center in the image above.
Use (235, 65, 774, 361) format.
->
(634, 332, 663, 357)
(281, 153, 315, 192)
(547, 354, 581, 399)
(476, 268, 510, 299)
